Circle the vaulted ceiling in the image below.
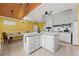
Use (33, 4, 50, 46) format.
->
(0, 3, 41, 19)
(24, 3, 77, 22)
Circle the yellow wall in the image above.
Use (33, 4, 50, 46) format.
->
(0, 18, 34, 32)
(0, 16, 45, 43)
(37, 22, 46, 31)
(16, 21, 34, 32)
(0, 19, 3, 43)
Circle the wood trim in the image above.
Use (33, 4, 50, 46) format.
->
(0, 3, 41, 19)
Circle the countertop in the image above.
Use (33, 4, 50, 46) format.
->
(22, 32, 40, 36)
(22, 31, 72, 37)
(22, 32, 59, 37)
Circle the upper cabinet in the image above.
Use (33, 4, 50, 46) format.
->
(53, 9, 74, 25)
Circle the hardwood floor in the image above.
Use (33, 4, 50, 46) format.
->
(0, 40, 79, 56)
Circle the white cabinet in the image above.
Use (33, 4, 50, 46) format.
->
(59, 33, 71, 43)
(42, 35, 54, 51)
(59, 33, 65, 42)
(65, 33, 71, 43)
(42, 34, 59, 53)
(28, 36, 35, 53)
(23, 32, 60, 55)
(53, 9, 73, 25)
(34, 35, 41, 50)
(73, 21, 78, 45)
(23, 34, 41, 55)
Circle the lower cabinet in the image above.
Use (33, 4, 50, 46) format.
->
(23, 34, 41, 55)
(42, 34, 59, 53)
(23, 33, 60, 55)
(59, 33, 71, 43)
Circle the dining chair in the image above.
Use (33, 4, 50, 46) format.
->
(2, 32, 12, 44)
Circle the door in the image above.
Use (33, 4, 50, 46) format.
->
(59, 33, 65, 42)
(42, 35, 46, 48)
(65, 33, 71, 43)
(42, 35, 54, 52)
(45, 35, 54, 52)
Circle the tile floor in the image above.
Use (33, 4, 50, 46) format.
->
(0, 40, 79, 56)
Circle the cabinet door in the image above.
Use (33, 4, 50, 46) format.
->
(35, 35, 40, 49)
(42, 35, 46, 48)
(42, 35, 54, 52)
(53, 9, 73, 25)
(60, 33, 71, 43)
(28, 36, 35, 53)
(45, 36, 54, 52)
(59, 33, 65, 42)
(39, 35, 42, 47)
(65, 33, 71, 43)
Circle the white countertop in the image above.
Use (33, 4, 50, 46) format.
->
(22, 32, 40, 36)
(22, 32, 60, 37)
(41, 32, 59, 35)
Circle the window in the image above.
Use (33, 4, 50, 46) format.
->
(3, 20, 16, 25)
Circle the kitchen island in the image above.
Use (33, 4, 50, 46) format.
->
(42, 32, 60, 53)
(22, 32, 60, 55)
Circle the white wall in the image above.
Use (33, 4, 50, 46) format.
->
(23, 3, 78, 22)
(73, 21, 78, 45)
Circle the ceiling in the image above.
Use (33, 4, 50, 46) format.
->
(23, 3, 78, 22)
(0, 3, 41, 19)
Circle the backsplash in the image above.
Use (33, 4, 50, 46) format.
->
(53, 24, 73, 33)
(43, 23, 73, 33)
